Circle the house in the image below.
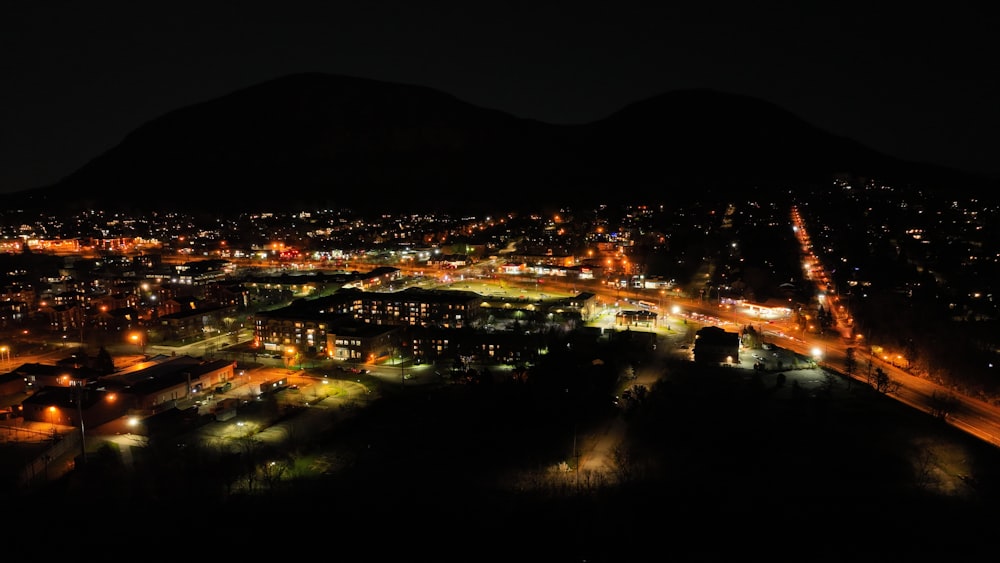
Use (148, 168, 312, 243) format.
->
(693, 326, 740, 364)
(7, 362, 102, 391)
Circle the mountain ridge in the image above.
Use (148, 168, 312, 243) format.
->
(5, 72, 996, 216)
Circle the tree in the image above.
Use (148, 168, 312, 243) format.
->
(912, 447, 939, 489)
(259, 456, 291, 492)
(233, 432, 265, 494)
(623, 363, 636, 381)
(619, 384, 648, 414)
(869, 367, 900, 394)
(741, 324, 762, 349)
(843, 347, 857, 389)
(95, 346, 115, 374)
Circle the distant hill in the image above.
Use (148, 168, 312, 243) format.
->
(4, 72, 996, 216)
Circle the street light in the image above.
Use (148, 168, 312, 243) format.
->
(811, 347, 823, 365)
(73, 383, 87, 465)
(395, 346, 405, 385)
(130, 332, 144, 355)
(0, 345, 9, 370)
(315, 378, 329, 399)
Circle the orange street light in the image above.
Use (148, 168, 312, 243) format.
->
(130, 332, 144, 354)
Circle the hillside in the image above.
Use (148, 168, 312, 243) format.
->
(6, 72, 994, 217)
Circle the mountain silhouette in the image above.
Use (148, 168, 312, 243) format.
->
(5, 72, 995, 216)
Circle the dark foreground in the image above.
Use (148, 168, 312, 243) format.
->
(8, 356, 1000, 562)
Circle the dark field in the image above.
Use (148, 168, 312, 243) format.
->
(6, 355, 1000, 562)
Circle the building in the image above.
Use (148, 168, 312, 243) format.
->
(693, 326, 740, 364)
(16, 355, 237, 421)
(98, 354, 237, 413)
(157, 302, 240, 343)
(253, 287, 482, 358)
(327, 320, 401, 363)
(615, 309, 658, 328)
(20, 385, 126, 429)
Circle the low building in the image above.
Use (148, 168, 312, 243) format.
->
(693, 326, 740, 364)
(17, 354, 237, 422)
(99, 355, 238, 413)
(21, 385, 127, 429)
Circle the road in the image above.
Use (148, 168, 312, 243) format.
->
(10, 260, 1000, 489)
(448, 272, 1000, 452)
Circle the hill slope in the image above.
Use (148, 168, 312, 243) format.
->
(5, 73, 995, 216)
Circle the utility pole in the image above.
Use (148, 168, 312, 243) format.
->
(400, 349, 405, 385)
(76, 383, 87, 465)
(397, 347, 405, 386)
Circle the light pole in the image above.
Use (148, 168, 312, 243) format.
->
(396, 346, 405, 385)
(0, 345, 9, 370)
(75, 383, 86, 465)
(130, 332, 144, 355)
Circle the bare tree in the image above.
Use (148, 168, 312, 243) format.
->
(258, 457, 291, 491)
(233, 432, 264, 493)
(869, 367, 900, 394)
(619, 384, 648, 413)
(610, 443, 646, 484)
(843, 347, 857, 389)
(912, 447, 938, 489)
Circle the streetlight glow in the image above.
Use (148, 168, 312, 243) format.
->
(130, 332, 145, 354)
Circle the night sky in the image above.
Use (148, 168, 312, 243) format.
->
(3, 1, 997, 194)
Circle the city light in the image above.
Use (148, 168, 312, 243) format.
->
(130, 332, 145, 354)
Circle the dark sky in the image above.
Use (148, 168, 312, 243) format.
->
(3, 1, 998, 194)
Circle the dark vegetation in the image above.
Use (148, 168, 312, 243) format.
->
(13, 333, 1000, 561)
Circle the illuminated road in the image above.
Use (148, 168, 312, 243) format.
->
(11, 255, 1000, 486)
(459, 271, 1000, 450)
(783, 206, 1000, 447)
